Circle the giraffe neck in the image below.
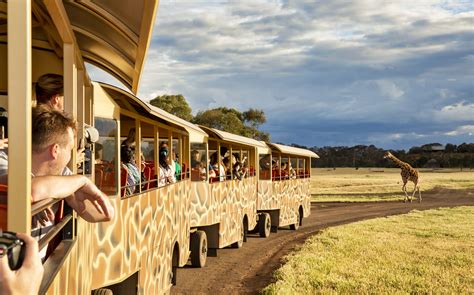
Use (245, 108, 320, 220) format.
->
(389, 154, 409, 168)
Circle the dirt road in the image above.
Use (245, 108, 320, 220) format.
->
(172, 188, 474, 294)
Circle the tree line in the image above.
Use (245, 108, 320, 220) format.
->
(297, 143, 474, 169)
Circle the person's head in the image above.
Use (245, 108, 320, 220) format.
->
(159, 146, 170, 167)
(191, 150, 200, 161)
(32, 106, 76, 174)
(121, 145, 135, 164)
(35, 74, 64, 111)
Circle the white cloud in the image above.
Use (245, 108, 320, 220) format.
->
(434, 101, 474, 122)
(445, 125, 474, 136)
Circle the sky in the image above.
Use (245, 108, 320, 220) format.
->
(89, 0, 474, 150)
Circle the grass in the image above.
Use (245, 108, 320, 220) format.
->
(311, 168, 474, 202)
(262, 207, 474, 294)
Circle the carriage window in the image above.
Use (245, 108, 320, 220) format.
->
(94, 117, 118, 196)
(297, 158, 304, 179)
(290, 158, 297, 179)
(259, 154, 271, 180)
(141, 122, 156, 191)
(191, 143, 207, 182)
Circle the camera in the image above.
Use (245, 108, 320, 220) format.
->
(0, 231, 25, 270)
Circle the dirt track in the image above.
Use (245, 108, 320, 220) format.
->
(172, 188, 474, 294)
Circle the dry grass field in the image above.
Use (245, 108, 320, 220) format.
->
(311, 167, 474, 202)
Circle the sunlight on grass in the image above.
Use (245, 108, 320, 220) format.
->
(311, 168, 474, 202)
(262, 207, 474, 294)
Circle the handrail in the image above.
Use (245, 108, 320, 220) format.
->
(32, 198, 60, 216)
(38, 214, 73, 251)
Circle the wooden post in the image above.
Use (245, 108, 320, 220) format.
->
(8, 0, 32, 233)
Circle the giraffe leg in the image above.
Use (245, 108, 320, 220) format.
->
(402, 183, 408, 203)
(418, 185, 422, 203)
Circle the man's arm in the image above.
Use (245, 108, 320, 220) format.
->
(31, 175, 114, 222)
(31, 175, 88, 202)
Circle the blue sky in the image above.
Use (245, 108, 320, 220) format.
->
(89, 0, 474, 150)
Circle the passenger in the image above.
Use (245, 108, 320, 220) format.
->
(121, 128, 135, 148)
(158, 147, 176, 187)
(0, 107, 114, 257)
(191, 150, 201, 169)
(0, 233, 44, 295)
(121, 145, 140, 196)
(222, 157, 231, 180)
(289, 163, 297, 179)
(210, 152, 225, 181)
(281, 162, 289, 179)
(173, 153, 181, 181)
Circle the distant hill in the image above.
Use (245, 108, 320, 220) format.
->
(288, 143, 474, 169)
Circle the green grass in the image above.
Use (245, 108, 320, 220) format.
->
(262, 207, 474, 294)
(311, 168, 474, 202)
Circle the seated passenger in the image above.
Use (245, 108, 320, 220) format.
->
(191, 150, 201, 169)
(173, 152, 181, 180)
(158, 147, 176, 187)
(210, 152, 225, 182)
(121, 145, 141, 196)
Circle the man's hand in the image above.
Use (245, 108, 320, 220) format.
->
(35, 207, 55, 226)
(69, 179, 114, 221)
(0, 233, 44, 295)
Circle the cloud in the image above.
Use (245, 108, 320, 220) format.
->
(445, 125, 474, 136)
(87, 0, 473, 150)
(434, 101, 474, 122)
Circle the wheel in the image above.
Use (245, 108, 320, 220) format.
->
(171, 249, 178, 285)
(190, 230, 207, 268)
(91, 289, 113, 295)
(258, 213, 271, 238)
(290, 210, 300, 230)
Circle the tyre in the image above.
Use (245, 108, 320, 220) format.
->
(190, 230, 207, 268)
(258, 213, 271, 238)
(289, 209, 300, 230)
(171, 249, 178, 285)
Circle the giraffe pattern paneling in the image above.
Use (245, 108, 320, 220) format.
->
(257, 180, 278, 210)
(209, 177, 258, 248)
(189, 181, 219, 227)
(46, 180, 191, 295)
(272, 178, 311, 227)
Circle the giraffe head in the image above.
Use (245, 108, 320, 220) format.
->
(383, 151, 393, 159)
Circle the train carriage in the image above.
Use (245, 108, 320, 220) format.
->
(188, 126, 264, 262)
(257, 143, 318, 232)
(0, 0, 189, 294)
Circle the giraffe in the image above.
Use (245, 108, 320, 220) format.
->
(383, 151, 421, 203)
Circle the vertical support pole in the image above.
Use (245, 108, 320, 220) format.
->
(8, 0, 32, 233)
(64, 43, 77, 173)
(77, 71, 85, 175)
(154, 126, 159, 186)
(135, 119, 141, 190)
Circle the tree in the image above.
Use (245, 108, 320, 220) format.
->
(192, 107, 270, 141)
(149, 94, 193, 121)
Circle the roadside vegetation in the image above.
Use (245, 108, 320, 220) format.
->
(262, 207, 474, 294)
(311, 168, 474, 202)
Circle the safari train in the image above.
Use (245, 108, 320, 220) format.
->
(0, 0, 318, 294)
